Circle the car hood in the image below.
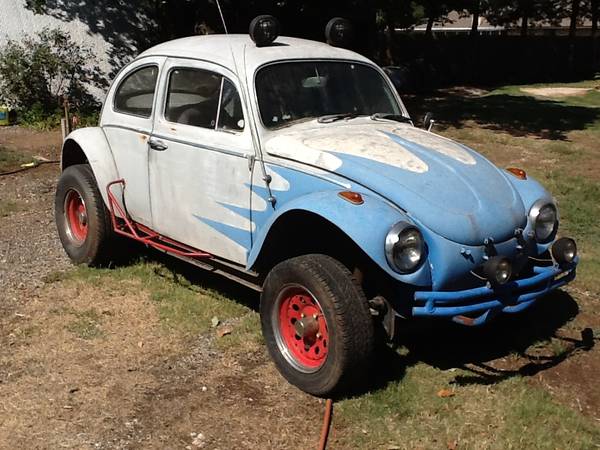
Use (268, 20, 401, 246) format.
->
(264, 120, 527, 245)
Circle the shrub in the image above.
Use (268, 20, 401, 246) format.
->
(0, 28, 106, 124)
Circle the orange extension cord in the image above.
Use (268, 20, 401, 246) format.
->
(318, 399, 334, 450)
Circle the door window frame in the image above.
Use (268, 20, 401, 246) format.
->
(162, 65, 246, 135)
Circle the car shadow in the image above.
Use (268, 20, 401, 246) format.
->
(362, 290, 596, 396)
(131, 245, 261, 312)
(403, 91, 600, 140)
(111, 246, 593, 398)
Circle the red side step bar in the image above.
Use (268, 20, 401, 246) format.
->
(106, 179, 212, 259)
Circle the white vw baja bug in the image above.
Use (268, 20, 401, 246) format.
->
(55, 17, 578, 396)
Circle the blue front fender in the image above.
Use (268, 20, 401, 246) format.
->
(247, 190, 432, 286)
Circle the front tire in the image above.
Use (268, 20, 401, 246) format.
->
(261, 254, 375, 396)
(55, 164, 116, 266)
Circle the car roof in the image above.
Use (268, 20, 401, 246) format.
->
(137, 34, 374, 75)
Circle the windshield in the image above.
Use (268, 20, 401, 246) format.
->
(255, 61, 402, 129)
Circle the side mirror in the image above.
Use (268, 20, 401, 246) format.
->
(423, 112, 435, 132)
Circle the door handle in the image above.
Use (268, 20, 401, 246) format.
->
(148, 137, 168, 151)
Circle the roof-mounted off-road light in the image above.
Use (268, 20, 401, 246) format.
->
(483, 256, 512, 286)
(551, 237, 577, 266)
(325, 17, 354, 48)
(249, 15, 280, 47)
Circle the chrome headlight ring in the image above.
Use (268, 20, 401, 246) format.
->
(385, 221, 426, 274)
(529, 200, 559, 243)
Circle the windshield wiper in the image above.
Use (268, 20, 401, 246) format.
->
(317, 112, 359, 124)
(370, 113, 412, 123)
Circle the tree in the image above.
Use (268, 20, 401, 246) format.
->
(0, 28, 105, 114)
(486, 0, 556, 36)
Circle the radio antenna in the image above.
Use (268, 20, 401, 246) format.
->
(215, 0, 229, 34)
(212, 0, 277, 209)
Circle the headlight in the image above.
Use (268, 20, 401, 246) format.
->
(530, 201, 558, 243)
(385, 222, 425, 273)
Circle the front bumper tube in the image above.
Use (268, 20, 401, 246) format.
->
(412, 259, 578, 326)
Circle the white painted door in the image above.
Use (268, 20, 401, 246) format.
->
(101, 57, 164, 226)
(149, 58, 254, 265)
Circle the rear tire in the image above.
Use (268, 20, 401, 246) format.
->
(260, 254, 375, 396)
(55, 164, 117, 266)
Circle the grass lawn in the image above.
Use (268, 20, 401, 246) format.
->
(35, 80, 600, 448)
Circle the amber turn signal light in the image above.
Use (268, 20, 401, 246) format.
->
(338, 191, 364, 205)
(506, 167, 527, 180)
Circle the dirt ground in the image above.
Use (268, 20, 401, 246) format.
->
(520, 87, 593, 97)
(0, 128, 327, 449)
(1, 125, 599, 449)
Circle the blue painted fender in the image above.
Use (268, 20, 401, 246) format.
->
(61, 127, 121, 208)
(504, 172, 555, 254)
(247, 190, 432, 286)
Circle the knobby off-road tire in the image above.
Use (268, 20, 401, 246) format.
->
(261, 254, 375, 396)
(55, 164, 117, 266)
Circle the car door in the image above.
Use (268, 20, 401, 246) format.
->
(149, 58, 254, 265)
(101, 57, 164, 226)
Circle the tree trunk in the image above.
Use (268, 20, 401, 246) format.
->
(592, 0, 598, 37)
(385, 12, 396, 65)
(520, 12, 529, 37)
(592, 0, 599, 70)
(471, 0, 480, 37)
(569, 0, 580, 39)
(425, 15, 435, 37)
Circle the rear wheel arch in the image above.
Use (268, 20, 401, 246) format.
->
(59, 128, 120, 208)
(61, 139, 89, 170)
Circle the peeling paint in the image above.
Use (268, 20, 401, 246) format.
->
(265, 124, 430, 173)
(392, 127, 477, 165)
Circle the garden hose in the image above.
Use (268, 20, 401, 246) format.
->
(318, 398, 334, 450)
(0, 159, 59, 177)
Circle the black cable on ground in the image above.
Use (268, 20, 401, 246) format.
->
(0, 160, 60, 177)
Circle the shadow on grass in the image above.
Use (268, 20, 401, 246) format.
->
(108, 244, 593, 397)
(130, 244, 261, 312)
(404, 92, 600, 140)
(341, 290, 597, 398)
(387, 290, 595, 390)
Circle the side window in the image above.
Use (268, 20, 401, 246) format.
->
(165, 68, 221, 129)
(217, 79, 245, 132)
(114, 65, 159, 118)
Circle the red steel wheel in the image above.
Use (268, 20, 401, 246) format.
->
(261, 255, 374, 396)
(275, 285, 329, 372)
(64, 189, 88, 245)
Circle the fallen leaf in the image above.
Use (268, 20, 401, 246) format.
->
(216, 326, 233, 338)
(211, 316, 220, 328)
(447, 440, 458, 450)
(437, 389, 455, 398)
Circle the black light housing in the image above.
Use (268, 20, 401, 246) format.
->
(325, 17, 354, 48)
(551, 237, 577, 266)
(483, 256, 512, 286)
(249, 15, 280, 47)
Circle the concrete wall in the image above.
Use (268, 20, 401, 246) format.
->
(0, 0, 149, 98)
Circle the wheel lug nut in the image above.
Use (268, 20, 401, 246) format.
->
(313, 314, 318, 320)
(300, 313, 305, 318)
(316, 333, 322, 339)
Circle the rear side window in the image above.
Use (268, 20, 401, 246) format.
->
(114, 65, 159, 118)
(165, 68, 244, 132)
